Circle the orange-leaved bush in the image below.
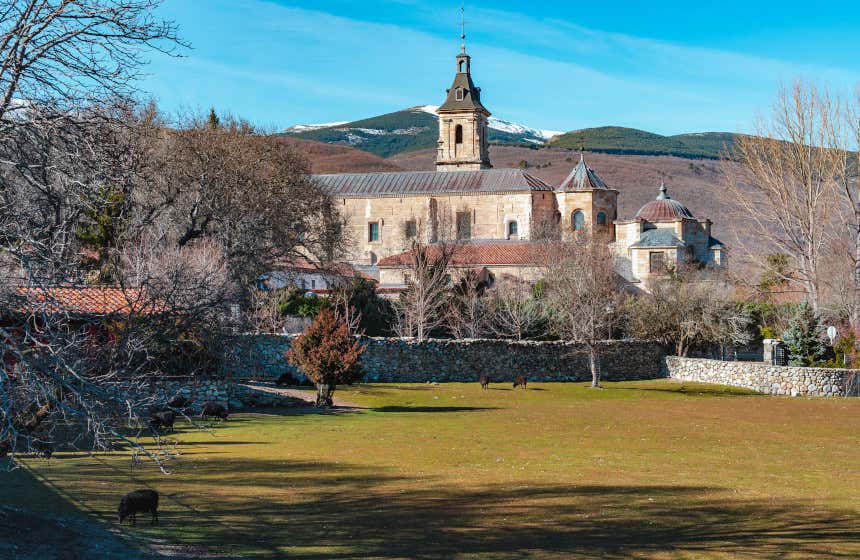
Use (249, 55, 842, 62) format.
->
(286, 308, 365, 407)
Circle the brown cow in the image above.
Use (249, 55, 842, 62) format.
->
(478, 374, 490, 390)
(513, 376, 527, 389)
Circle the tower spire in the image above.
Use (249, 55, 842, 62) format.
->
(460, 2, 466, 54)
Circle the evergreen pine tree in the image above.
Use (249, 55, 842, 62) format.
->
(781, 301, 825, 366)
(207, 107, 220, 129)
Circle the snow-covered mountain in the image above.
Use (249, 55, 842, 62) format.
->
(413, 105, 561, 142)
(282, 106, 562, 157)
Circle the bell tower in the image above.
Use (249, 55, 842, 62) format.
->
(435, 8, 491, 172)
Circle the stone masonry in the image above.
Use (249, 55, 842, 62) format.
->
(226, 334, 665, 383)
(665, 356, 860, 397)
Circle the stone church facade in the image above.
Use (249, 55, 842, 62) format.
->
(312, 41, 726, 291)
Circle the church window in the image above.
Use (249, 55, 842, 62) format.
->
(459, 60, 465, 73)
(404, 219, 417, 239)
(507, 221, 519, 238)
(456, 211, 471, 240)
(572, 210, 585, 232)
(368, 222, 380, 242)
(455, 88, 464, 101)
(649, 252, 665, 274)
(597, 212, 607, 226)
(455, 124, 463, 144)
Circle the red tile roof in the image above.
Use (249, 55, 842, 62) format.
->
(377, 242, 541, 268)
(12, 286, 161, 316)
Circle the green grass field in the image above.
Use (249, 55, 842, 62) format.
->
(4, 380, 860, 559)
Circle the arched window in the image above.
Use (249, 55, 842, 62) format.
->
(572, 210, 585, 232)
(507, 221, 519, 238)
(455, 87, 464, 101)
(597, 212, 607, 226)
(458, 60, 465, 73)
(455, 124, 463, 144)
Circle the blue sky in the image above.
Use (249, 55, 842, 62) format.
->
(142, 0, 860, 135)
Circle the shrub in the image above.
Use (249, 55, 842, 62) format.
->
(277, 289, 330, 318)
(825, 331, 857, 368)
(759, 326, 777, 340)
(286, 309, 365, 407)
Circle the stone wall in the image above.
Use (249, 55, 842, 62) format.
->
(150, 376, 302, 411)
(225, 335, 666, 383)
(665, 356, 860, 397)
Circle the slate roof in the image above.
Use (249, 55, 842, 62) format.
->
(629, 228, 686, 248)
(12, 286, 162, 316)
(634, 184, 695, 221)
(708, 237, 726, 249)
(378, 241, 541, 268)
(314, 168, 553, 197)
(438, 54, 488, 113)
(558, 154, 611, 191)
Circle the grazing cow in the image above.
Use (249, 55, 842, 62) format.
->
(478, 374, 490, 390)
(149, 410, 176, 431)
(167, 396, 193, 410)
(513, 376, 527, 389)
(200, 402, 229, 421)
(117, 489, 159, 525)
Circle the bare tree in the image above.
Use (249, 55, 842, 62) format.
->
(391, 238, 459, 341)
(446, 269, 491, 339)
(539, 233, 618, 388)
(0, 0, 184, 124)
(0, 236, 232, 471)
(147, 114, 347, 291)
(487, 278, 545, 340)
(836, 91, 860, 328)
(625, 268, 752, 358)
(726, 81, 844, 313)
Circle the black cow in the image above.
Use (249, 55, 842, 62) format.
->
(200, 402, 229, 421)
(117, 489, 159, 525)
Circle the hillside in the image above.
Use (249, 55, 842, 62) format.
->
(277, 137, 402, 174)
(284, 108, 740, 160)
(282, 106, 559, 158)
(550, 127, 738, 159)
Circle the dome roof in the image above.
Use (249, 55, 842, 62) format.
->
(635, 183, 695, 221)
(558, 153, 610, 191)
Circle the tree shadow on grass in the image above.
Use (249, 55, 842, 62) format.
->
(610, 383, 759, 398)
(19, 456, 860, 560)
(369, 406, 499, 413)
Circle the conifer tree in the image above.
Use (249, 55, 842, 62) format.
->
(286, 309, 365, 407)
(207, 107, 220, 129)
(781, 301, 825, 366)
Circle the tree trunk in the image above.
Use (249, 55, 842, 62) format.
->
(854, 218, 860, 330)
(315, 383, 334, 408)
(589, 346, 601, 388)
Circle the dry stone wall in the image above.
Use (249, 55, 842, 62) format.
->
(225, 335, 666, 383)
(665, 356, 860, 397)
(151, 376, 302, 411)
